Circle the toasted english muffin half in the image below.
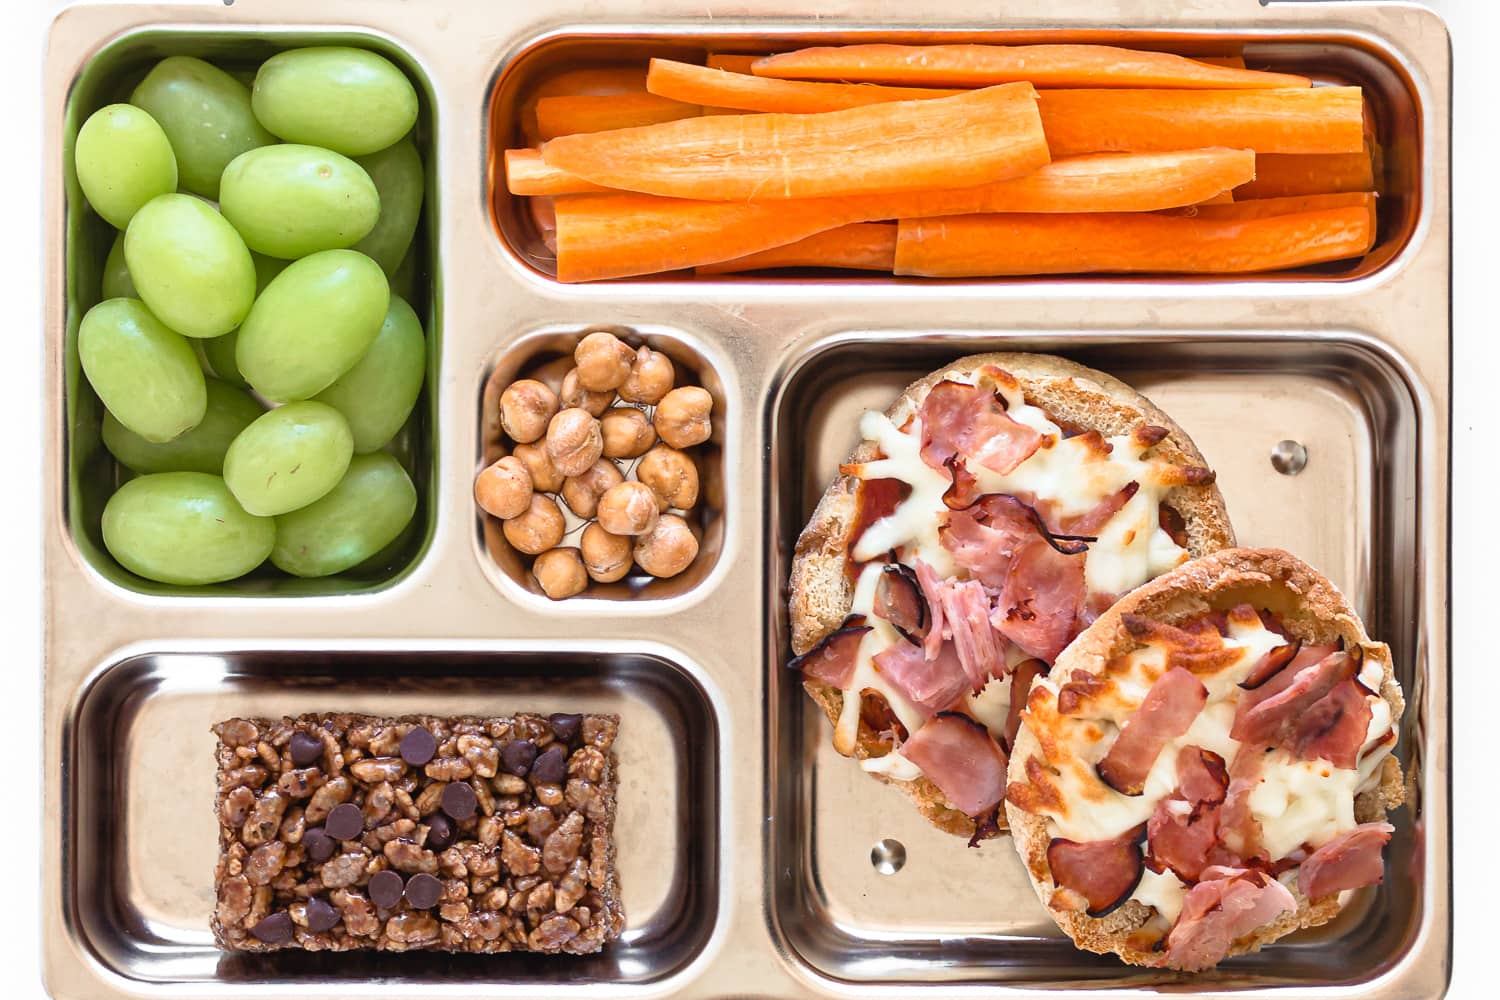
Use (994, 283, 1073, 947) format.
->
(1005, 547, 1405, 970)
(788, 352, 1234, 839)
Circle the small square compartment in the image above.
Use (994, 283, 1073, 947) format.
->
(61, 27, 441, 597)
(65, 644, 721, 989)
(765, 332, 1434, 988)
(475, 323, 729, 605)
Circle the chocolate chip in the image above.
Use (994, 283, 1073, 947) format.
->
(304, 897, 340, 933)
(325, 802, 364, 840)
(549, 713, 583, 743)
(250, 911, 293, 943)
(368, 869, 405, 909)
(531, 744, 567, 785)
(303, 826, 336, 863)
(500, 739, 537, 776)
(441, 781, 477, 821)
(426, 812, 455, 852)
(288, 731, 324, 767)
(399, 727, 437, 766)
(404, 872, 442, 910)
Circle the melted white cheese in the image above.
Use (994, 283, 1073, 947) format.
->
(1134, 867, 1188, 924)
(859, 751, 923, 781)
(965, 675, 1012, 738)
(849, 410, 955, 575)
(836, 562, 929, 754)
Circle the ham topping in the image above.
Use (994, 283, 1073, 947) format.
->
(1046, 825, 1146, 917)
(991, 540, 1086, 662)
(1096, 667, 1209, 796)
(1147, 747, 1230, 882)
(1162, 869, 1297, 972)
(900, 712, 1008, 817)
(1240, 637, 1303, 690)
(1298, 822, 1395, 898)
(871, 639, 968, 718)
(1002, 658, 1047, 754)
(1232, 645, 1354, 746)
(1292, 676, 1374, 769)
(939, 503, 1029, 591)
(934, 577, 1006, 690)
(790, 616, 871, 690)
(1217, 744, 1272, 861)
(917, 378, 1043, 476)
(874, 562, 929, 646)
(913, 559, 948, 660)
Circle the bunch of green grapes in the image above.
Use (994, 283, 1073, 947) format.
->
(74, 48, 428, 585)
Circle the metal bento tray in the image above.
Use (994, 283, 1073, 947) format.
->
(40, 1, 1452, 998)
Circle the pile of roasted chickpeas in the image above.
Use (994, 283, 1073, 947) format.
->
(476, 330, 713, 599)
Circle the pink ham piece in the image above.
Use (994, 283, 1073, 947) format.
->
(1163, 870, 1297, 972)
(874, 563, 929, 646)
(913, 559, 947, 660)
(871, 640, 968, 718)
(1002, 658, 1047, 754)
(1176, 746, 1230, 806)
(1217, 744, 1272, 861)
(917, 379, 1043, 476)
(1046, 827, 1146, 917)
(789, 617, 871, 690)
(1292, 678, 1374, 769)
(1060, 481, 1140, 536)
(1232, 646, 1354, 746)
(900, 712, 1007, 817)
(992, 539, 1087, 662)
(1298, 822, 1394, 898)
(939, 504, 1026, 591)
(935, 577, 1006, 690)
(1096, 667, 1209, 796)
(1147, 747, 1229, 882)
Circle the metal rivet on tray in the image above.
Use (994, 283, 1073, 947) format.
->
(870, 838, 907, 875)
(1271, 439, 1308, 476)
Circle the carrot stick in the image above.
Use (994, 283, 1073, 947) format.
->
(1195, 190, 1236, 205)
(552, 149, 1253, 281)
(646, 58, 963, 114)
(520, 66, 650, 144)
(1197, 55, 1247, 69)
(706, 54, 758, 73)
(893, 207, 1375, 277)
(750, 44, 1311, 89)
(1174, 191, 1375, 221)
(534, 92, 701, 141)
(504, 148, 610, 195)
(1038, 87, 1365, 156)
(528, 196, 558, 256)
(1235, 144, 1377, 199)
(542, 82, 1048, 201)
(696, 223, 897, 274)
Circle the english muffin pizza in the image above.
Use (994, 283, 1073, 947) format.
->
(1005, 547, 1404, 970)
(787, 352, 1234, 840)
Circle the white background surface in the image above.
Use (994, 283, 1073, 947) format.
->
(0, 0, 1493, 996)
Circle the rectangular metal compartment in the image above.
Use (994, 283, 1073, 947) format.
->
(43, 2, 1451, 999)
(66, 645, 720, 987)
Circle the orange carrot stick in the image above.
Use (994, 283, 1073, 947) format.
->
(1234, 145, 1377, 199)
(505, 148, 611, 195)
(534, 92, 701, 141)
(751, 44, 1311, 89)
(1175, 191, 1375, 221)
(1197, 55, 1248, 69)
(893, 207, 1375, 277)
(542, 82, 1049, 201)
(520, 66, 650, 144)
(552, 148, 1253, 281)
(1038, 87, 1365, 156)
(646, 58, 963, 114)
(696, 223, 897, 274)
(1195, 190, 1236, 205)
(706, 54, 758, 73)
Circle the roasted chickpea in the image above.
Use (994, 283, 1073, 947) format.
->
(573, 331, 636, 392)
(527, 355, 574, 395)
(637, 445, 699, 511)
(499, 379, 559, 445)
(632, 513, 699, 578)
(544, 407, 604, 478)
(560, 459, 625, 519)
(618, 347, 675, 405)
(560, 367, 615, 417)
(474, 456, 533, 519)
(532, 547, 588, 600)
(653, 386, 713, 449)
(595, 481, 660, 537)
(600, 406, 657, 459)
(580, 522, 633, 583)
(512, 442, 564, 493)
(501, 494, 565, 555)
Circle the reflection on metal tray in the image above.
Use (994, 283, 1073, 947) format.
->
(43, 1, 1451, 999)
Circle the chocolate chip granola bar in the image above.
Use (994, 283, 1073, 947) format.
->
(212, 712, 623, 954)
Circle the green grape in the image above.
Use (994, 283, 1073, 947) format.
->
(200, 331, 245, 387)
(128, 56, 276, 199)
(252, 47, 418, 157)
(271, 452, 416, 577)
(220, 144, 380, 259)
(388, 243, 419, 302)
(124, 193, 256, 338)
(79, 298, 205, 443)
(103, 378, 263, 474)
(74, 103, 178, 229)
(236, 249, 388, 401)
(352, 135, 422, 275)
(102, 472, 274, 585)
(102, 232, 136, 299)
(222, 400, 354, 516)
(312, 295, 425, 452)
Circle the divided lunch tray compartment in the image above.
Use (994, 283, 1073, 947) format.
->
(42, 1, 1452, 998)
